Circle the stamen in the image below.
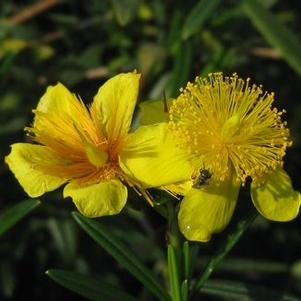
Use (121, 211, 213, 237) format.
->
(27, 93, 117, 185)
(169, 73, 291, 184)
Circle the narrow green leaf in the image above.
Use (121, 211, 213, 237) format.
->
(166, 10, 182, 53)
(47, 218, 77, 265)
(181, 243, 190, 300)
(0, 52, 16, 75)
(169, 40, 192, 97)
(194, 210, 258, 291)
(182, 0, 221, 40)
(181, 280, 189, 301)
(110, 0, 140, 26)
(243, 0, 301, 77)
(217, 257, 289, 274)
(167, 245, 181, 301)
(182, 241, 190, 279)
(46, 269, 138, 301)
(202, 279, 301, 301)
(0, 199, 40, 236)
(0, 262, 15, 298)
(72, 212, 170, 301)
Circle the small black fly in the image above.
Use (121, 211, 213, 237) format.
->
(192, 169, 212, 188)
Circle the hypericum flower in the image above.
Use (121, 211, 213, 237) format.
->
(168, 72, 301, 242)
(5, 72, 192, 217)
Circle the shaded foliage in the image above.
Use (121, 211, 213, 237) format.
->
(1, 0, 301, 300)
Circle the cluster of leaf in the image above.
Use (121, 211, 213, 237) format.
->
(1, 0, 301, 300)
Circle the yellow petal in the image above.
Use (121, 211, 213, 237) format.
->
(92, 72, 140, 143)
(139, 99, 173, 125)
(36, 82, 75, 114)
(5, 143, 67, 197)
(164, 180, 192, 196)
(178, 177, 240, 242)
(251, 168, 301, 221)
(63, 179, 127, 217)
(120, 123, 193, 187)
(33, 82, 79, 132)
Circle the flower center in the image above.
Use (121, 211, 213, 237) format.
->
(220, 114, 241, 140)
(27, 95, 122, 186)
(83, 142, 109, 168)
(168, 72, 292, 185)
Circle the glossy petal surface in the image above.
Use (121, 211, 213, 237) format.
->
(92, 72, 140, 144)
(5, 143, 67, 197)
(251, 168, 301, 221)
(179, 177, 240, 242)
(120, 123, 193, 187)
(64, 179, 127, 217)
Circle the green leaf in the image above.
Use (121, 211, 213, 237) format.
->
(110, 0, 140, 26)
(182, 0, 222, 40)
(168, 40, 193, 97)
(72, 212, 170, 301)
(181, 279, 189, 301)
(217, 257, 289, 274)
(0, 52, 16, 75)
(46, 269, 138, 301)
(0, 199, 40, 236)
(0, 262, 15, 298)
(194, 209, 258, 291)
(201, 279, 301, 301)
(47, 218, 77, 265)
(243, 0, 301, 77)
(167, 245, 181, 301)
(182, 241, 190, 279)
(180, 244, 190, 300)
(139, 99, 171, 126)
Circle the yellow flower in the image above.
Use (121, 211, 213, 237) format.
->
(5, 72, 192, 217)
(168, 72, 301, 242)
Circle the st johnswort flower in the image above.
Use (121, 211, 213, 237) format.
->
(5, 72, 192, 217)
(168, 72, 301, 242)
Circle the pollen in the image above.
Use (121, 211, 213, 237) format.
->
(168, 72, 292, 185)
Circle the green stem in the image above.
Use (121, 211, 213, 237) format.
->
(193, 209, 258, 292)
(167, 202, 182, 257)
(182, 241, 190, 280)
(168, 245, 182, 301)
(166, 202, 183, 301)
(181, 242, 190, 301)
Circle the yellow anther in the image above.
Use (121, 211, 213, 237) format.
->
(168, 72, 291, 185)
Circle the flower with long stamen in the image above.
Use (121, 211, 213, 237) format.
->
(168, 72, 300, 242)
(5, 72, 192, 217)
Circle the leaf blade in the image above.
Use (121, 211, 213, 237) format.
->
(72, 212, 170, 301)
(243, 0, 301, 77)
(0, 199, 40, 236)
(46, 269, 138, 301)
(167, 245, 181, 301)
(194, 210, 258, 291)
(110, 0, 139, 26)
(202, 279, 301, 301)
(168, 40, 193, 97)
(182, 0, 222, 40)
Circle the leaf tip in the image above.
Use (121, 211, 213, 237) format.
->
(71, 211, 80, 219)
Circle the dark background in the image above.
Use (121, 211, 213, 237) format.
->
(1, 0, 301, 300)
